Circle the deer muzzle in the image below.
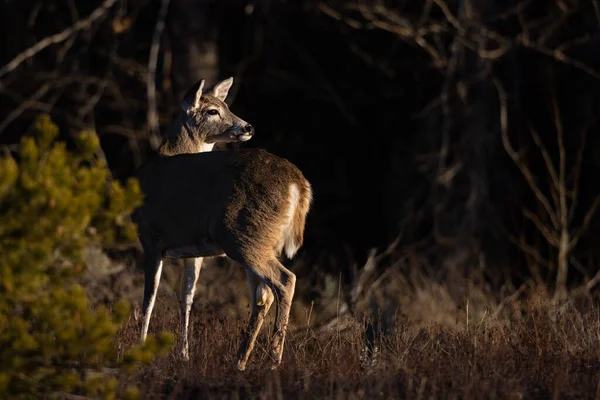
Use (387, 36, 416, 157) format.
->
(231, 124, 254, 141)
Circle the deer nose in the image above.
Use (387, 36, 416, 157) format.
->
(242, 124, 254, 134)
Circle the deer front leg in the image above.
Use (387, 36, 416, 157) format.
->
(236, 270, 275, 371)
(140, 253, 164, 343)
(180, 257, 203, 360)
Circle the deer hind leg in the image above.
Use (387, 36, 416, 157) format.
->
(266, 259, 296, 369)
(239, 259, 296, 370)
(236, 270, 275, 371)
(180, 257, 203, 361)
(140, 252, 163, 343)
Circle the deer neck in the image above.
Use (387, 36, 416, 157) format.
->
(158, 114, 215, 156)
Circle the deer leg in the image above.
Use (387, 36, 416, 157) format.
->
(236, 270, 275, 371)
(240, 259, 295, 370)
(140, 253, 163, 343)
(179, 257, 203, 360)
(266, 260, 296, 369)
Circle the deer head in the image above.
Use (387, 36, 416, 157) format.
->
(159, 77, 254, 155)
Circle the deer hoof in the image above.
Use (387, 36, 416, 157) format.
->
(180, 349, 190, 361)
(236, 360, 247, 372)
(269, 360, 281, 370)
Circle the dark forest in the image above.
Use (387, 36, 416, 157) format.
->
(2, 0, 600, 398)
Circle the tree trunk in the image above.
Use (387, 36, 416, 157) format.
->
(167, 0, 220, 102)
(554, 229, 569, 302)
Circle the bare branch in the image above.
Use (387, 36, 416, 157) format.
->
(490, 0, 535, 22)
(537, 10, 570, 45)
(26, 2, 43, 28)
(522, 208, 559, 247)
(79, 77, 112, 118)
(147, 0, 170, 139)
(569, 195, 600, 250)
(492, 280, 532, 319)
(95, 49, 148, 82)
(0, 83, 53, 135)
(318, 3, 363, 29)
(0, 75, 110, 134)
(584, 268, 600, 293)
(593, 0, 600, 29)
(569, 123, 591, 223)
(0, 0, 119, 80)
(548, 81, 569, 238)
(456, 34, 512, 60)
(491, 75, 559, 228)
(338, 0, 600, 81)
(79, 43, 119, 118)
(527, 125, 559, 209)
(555, 33, 600, 54)
(520, 39, 600, 81)
(508, 233, 549, 268)
(354, 3, 447, 68)
(432, 0, 463, 32)
(418, 0, 435, 27)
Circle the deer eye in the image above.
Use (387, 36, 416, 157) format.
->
(206, 109, 220, 116)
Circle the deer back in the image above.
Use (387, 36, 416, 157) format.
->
(134, 149, 310, 262)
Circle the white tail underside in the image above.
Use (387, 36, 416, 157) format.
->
(283, 183, 300, 259)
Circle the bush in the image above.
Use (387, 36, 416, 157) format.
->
(0, 115, 173, 399)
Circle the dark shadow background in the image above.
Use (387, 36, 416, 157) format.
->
(2, 0, 600, 295)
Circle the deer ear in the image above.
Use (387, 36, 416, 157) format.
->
(194, 79, 205, 108)
(210, 77, 233, 102)
(182, 79, 205, 112)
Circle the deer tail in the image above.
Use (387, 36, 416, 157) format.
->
(282, 180, 312, 259)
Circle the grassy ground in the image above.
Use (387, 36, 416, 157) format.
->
(110, 270, 600, 399)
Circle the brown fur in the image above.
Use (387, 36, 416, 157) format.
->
(223, 151, 312, 264)
(134, 149, 312, 369)
(135, 77, 311, 370)
(135, 149, 311, 265)
(158, 113, 202, 156)
(159, 79, 253, 156)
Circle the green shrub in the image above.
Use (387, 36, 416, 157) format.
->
(0, 115, 173, 399)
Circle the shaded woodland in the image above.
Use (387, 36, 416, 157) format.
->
(3, 0, 600, 297)
(3, 0, 600, 398)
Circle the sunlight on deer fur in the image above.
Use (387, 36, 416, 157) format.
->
(133, 77, 312, 370)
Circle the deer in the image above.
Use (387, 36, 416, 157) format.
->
(132, 77, 312, 370)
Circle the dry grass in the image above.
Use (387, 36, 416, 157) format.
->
(107, 268, 600, 399)
(80, 245, 600, 398)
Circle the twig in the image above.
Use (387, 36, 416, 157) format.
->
(0, 83, 53, 134)
(527, 126, 559, 197)
(492, 280, 531, 318)
(522, 208, 559, 247)
(585, 269, 600, 293)
(593, 0, 600, 29)
(491, 74, 559, 229)
(569, 195, 600, 250)
(507, 232, 549, 269)
(549, 82, 568, 237)
(147, 0, 171, 139)
(0, 0, 119, 79)
(79, 42, 119, 118)
(0, 75, 107, 134)
(432, 0, 463, 32)
(489, 0, 535, 22)
(520, 39, 600, 81)
(568, 122, 591, 223)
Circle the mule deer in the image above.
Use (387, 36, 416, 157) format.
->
(133, 78, 312, 370)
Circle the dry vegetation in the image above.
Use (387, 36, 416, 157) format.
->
(3, 1, 600, 398)
(85, 250, 600, 399)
